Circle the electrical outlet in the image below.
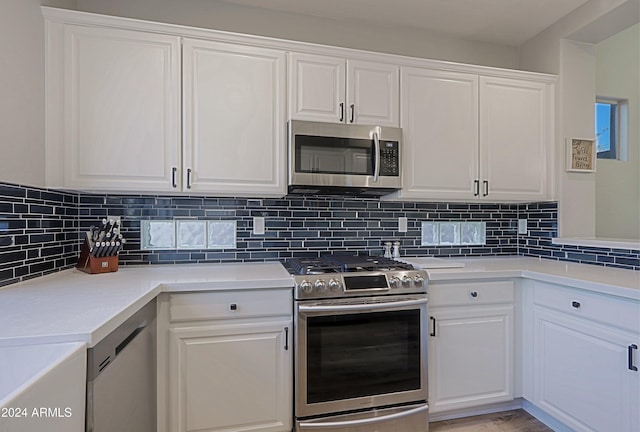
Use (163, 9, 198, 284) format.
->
(518, 219, 528, 235)
(398, 217, 408, 233)
(253, 216, 265, 235)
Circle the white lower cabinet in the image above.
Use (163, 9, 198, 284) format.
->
(531, 282, 640, 432)
(157, 289, 293, 432)
(428, 281, 515, 414)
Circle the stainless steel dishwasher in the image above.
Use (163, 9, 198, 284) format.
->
(86, 298, 156, 432)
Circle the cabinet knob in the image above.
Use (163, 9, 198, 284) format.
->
(470, 291, 478, 298)
(571, 301, 581, 309)
(229, 303, 238, 311)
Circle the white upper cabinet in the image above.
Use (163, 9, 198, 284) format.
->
(479, 77, 550, 201)
(392, 67, 553, 201)
(288, 53, 345, 124)
(182, 39, 286, 196)
(289, 52, 399, 126)
(45, 17, 287, 197)
(49, 25, 181, 191)
(399, 68, 479, 200)
(44, 8, 554, 200)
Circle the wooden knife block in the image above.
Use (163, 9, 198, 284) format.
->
(76, 239, 119, 274)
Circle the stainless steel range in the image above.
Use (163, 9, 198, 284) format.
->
(284, 254, 429, 432)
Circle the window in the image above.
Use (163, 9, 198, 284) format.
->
(595, 98, 628, 160)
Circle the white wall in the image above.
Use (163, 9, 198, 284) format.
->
(0, 0, 76, 188)
(519, 0, 638, 239)
(75, 0, 519, 69)
(595, 23, 640, 240)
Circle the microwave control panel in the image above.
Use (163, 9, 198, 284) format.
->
(379, 141, 400, 176)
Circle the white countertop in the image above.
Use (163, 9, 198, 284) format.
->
(0, 262, 293, 347)
(406, 256, 640, 300)
(0, 258, 637, 349)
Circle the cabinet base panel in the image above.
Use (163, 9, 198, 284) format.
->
(429, 399, 522, 423)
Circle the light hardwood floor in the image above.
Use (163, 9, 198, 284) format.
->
(430, 409, 553, 432)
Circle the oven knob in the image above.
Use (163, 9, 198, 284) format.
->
(413, 275, 425, 287)
(314, 279, 328, 292)
(328, 278, 342, 292)
(401, 276, 412, 288)
(389, 276, 401, 288)
(299, 280, 313, 294)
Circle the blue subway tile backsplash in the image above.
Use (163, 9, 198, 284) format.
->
(0, 182, 638, 287)
(0, 183, 78, 287)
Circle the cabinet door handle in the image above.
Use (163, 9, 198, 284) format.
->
(339, 102, 344, 122)
(429, 316, 436, 337)
(629, 344, 638, 371)
(350, 104, 355, 123)
(284, 327, 289, 351)
(171, 167, 178, 188)
(229, 303, 237, 311)
(186, 168, 192, 189)
(483, 180, 489, 197)
(571, 301, 581, 309)
(470, 291, 478, 298)
(473, 179, 480, 196)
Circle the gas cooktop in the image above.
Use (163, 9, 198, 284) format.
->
(283, 254, 428, 300)
(283, 254, 414, 275)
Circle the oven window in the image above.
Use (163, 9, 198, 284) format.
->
(295, 135, 373, 176)
(306, 309, 421, 404)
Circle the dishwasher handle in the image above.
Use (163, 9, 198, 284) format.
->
(115, 324, 146, 356)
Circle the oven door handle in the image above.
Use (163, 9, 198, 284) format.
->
(298, 297, 427, 313)
(297, 403, 428, 428)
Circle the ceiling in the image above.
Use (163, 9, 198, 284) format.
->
(217, 0, 590, 46)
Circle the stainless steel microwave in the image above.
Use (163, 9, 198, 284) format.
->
(287, 120, 402, 197)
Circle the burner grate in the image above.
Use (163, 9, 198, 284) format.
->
(325, 255, 414, 272)
(283, 257, 342, 275)
(283, 254, 414, 275)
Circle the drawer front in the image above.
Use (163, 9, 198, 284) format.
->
(169, 288, 292, 322)
(534, 281, 639, 333)
(430, 280, 515, 307)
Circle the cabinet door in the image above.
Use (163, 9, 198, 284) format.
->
(288, 52, 346, 123)
(62, 25, 181, 191)
(398, 67, 479, 200)
(479, 77, 550, 200)
(168, 321, 292, 432)
(429, 305, 514, 413)
(533, 307, 640, 432)
(347, 60, 399, 126)
(183, 39, 286, 196)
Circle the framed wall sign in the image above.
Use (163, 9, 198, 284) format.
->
(566, 138, 596, 172)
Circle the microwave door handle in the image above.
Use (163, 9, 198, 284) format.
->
(370, 126, 381, 183)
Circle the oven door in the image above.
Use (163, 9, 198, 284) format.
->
(295, 295, 428, 419)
